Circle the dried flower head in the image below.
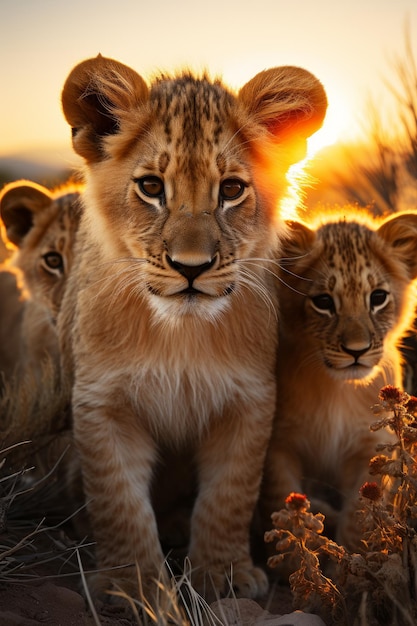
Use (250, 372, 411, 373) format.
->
(405, 396, 417, 416)
(369, 455, 390, 475)
(285, 492, 310, 512)
(378, 385, 408, 407)
(359, 481, 382, 502)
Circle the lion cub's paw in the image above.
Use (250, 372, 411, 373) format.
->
(230, 565, 269, 599)
(85, 566, 172, 609)
(192, 563, 268, 602)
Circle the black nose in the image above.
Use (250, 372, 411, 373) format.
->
(341, 344, 370, 360)
(166, 256, 216, 284)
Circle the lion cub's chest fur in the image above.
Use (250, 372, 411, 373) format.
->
(276, 355, 391, 473)
(73, 246, 276, 442)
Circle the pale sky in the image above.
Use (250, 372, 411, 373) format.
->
(1, 0, 416, 164)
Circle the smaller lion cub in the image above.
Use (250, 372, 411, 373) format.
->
(1, 180, 82, 317)
(58, 55, 327, 603)
(261, 209, 417, 553)
(0, 180, 82, 387)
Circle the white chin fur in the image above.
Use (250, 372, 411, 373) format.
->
(148, 293, 231, 323)
(329, 364, 376, 383)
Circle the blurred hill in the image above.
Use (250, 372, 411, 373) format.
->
(0, 146, 82, 188)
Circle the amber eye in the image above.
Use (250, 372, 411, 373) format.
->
(219, 178, 246, 201)
(370, 289, 389, 311)
(43, 251, 64, 272)
(136, 176, 165, 198)
(311, 294, 335, 314)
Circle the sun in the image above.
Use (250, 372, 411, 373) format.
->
(307, 86, 352, 158)
(280, 86, 353, 220)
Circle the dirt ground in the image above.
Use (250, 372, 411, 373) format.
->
(0, 513, 295, 626)
(0, 578, 295, 626)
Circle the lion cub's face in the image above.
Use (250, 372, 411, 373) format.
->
(61, 57, 327, 322)
(0, 181, 82, 317)
(279, 214, 417, 382)
(88, 78, 272, 320)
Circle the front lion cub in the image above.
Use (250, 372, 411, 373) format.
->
(59, 55, 326, 601)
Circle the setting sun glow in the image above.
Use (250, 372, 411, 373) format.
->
(280, 86, 352, 221)
(0, 0, 415, 183)
(308, 87, 352, 157)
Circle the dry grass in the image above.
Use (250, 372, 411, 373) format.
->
(97, 559, 225, 626)
(0, 440, 225, 626)
(0, 441, 92, 579)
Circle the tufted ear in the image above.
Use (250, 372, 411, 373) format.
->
(61, 55, 149, 163)
(281, 219, 316, 260)
(0, 180, 52, 247)
(378, 212, 417, 279)
(239, 66, 327, 164)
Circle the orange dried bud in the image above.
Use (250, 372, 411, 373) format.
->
(379, 385, 408, 405)
(369, 455, 390, 475)
(285, 492, 310, 511)
(405, 396, 417, 416)
(360, 481, 382, 501)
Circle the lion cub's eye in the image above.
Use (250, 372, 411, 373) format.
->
(311, 294, 335, 315)
(370, 289, 389, 312)
(136, 176, 165, 198)
(42, 251, 64, 273)
(219, 178, 246, 201)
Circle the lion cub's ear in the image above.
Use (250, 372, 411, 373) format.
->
(0, 180, 52, 247)
(239, 67, 327, 164)
(378, 212, 417, 279)
(61, 55, 149, 163)
(281, 220, 316, 260)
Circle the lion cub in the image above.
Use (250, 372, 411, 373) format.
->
(0, 181, 81, 440)
(1, 180, 82, 317)
(58, 55, 327, 601)
(261, 209, 417, 552)
(0, 180, 82, 384)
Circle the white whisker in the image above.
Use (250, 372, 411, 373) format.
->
(276, 277, 308, 297)
(279, 251, 313, 264)
(236, 257, 311, 282)
(278, 264, 312, 282)
(218, 120, 253, 159)
(235, 266, 278, 324)
(235, 258, 309, 298)
(82, 258, 148, 305)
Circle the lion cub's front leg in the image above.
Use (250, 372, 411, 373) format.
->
(73, 396, 166, 601)
(189, 397, 273, 601)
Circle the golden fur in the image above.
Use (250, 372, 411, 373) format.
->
(59, 55, 327, 601)
(261, 208, 417, 553)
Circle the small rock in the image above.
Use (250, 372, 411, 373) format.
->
(210, 598, 265, 625)
(259, 609, 326, 626)
(209, 598, 326, 626)
(39, 582, 86, 611)
(0, 611, 39, 626)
